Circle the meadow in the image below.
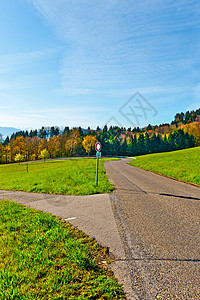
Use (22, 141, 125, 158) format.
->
(0, 200, 126, 299)
(129, 146, 200, 186)
(0, 158, 114, 195)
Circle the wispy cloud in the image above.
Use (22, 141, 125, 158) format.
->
(0, 73, 56, 91)
(31, 0, 200, 97)
(0, 104, 107, 128)
(1, 0, 199, 128)
(0, 48, 57, 73)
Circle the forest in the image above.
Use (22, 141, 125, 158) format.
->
(0, 108, 200, 164)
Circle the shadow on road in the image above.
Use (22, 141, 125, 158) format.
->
(159, 193, 200, 201)
(117, 258, 200, 262)
(114, 188, 200, 201)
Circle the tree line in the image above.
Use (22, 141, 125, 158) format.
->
(0, 126, 196, 164)
(97, 128, 195, 156)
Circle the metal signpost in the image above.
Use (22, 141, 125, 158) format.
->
(95, 142, 101, 186)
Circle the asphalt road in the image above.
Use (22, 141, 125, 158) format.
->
(1, 158, 199, 299)
(104, 159, 200, 300)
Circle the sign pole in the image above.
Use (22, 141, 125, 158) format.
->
(95, 142, 102, 187)
(96, 156, 99, 186)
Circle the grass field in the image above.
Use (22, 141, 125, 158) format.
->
(0, 200, 125, 299)
(129, 146, 200, 186)
(0, 158, 114, 195)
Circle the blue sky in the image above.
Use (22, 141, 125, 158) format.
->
(0, 0, 200, 130)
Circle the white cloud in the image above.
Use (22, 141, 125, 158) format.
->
(0, 49, 57, 73)
(30, 0, 200, 97)
(0, 105, 107, 128)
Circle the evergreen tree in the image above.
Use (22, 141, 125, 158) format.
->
(3, 136, 10, 146)
(128, 135, 134, 155)
(144, 132, 150, 153)
(137, 134, 145, 154)
(146, 124, 153, 131)
(120, 136, 128, 156)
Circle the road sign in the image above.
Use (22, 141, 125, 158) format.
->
(95, 142, 101, 152)
(96, 151, 101, 157)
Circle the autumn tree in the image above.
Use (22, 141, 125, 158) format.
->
(40, 148, 50, 161)
(82, 135, 97, 156)
(0, 143, 4, 163)
(182, 122, 200, 146)
(15, 153, 24, 164)
(38, 139, 47, 157)
(4, 145, 12, 163)
(9, 136, 27, 162)
(65, 128, 82, 156)
(47, 136, 61, 158)
(24, 137, 38, 161)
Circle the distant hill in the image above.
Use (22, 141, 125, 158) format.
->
(0, 127, 21, 139)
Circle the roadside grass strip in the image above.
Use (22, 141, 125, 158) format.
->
(0, 200, 126, 299)
(0, 158, 115, 195)
(129, 146, 200, 186)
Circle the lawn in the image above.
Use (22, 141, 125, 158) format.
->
(129, 146, 200, 186)
(0, 200, 126, 299)
(0, 158, 115, 195)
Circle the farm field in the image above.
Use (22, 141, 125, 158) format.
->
(129, 146, 200, 186)
(0, 158, 115, 195)
(0, 200, 125, 299)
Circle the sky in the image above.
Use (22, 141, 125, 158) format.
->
(0, 0, 200, 130)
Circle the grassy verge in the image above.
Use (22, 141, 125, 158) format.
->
(0, 200, 126, 299)
(129, 146, 200, 186)
(0, 158, 115, 195)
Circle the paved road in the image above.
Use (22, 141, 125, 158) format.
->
(0, 158, 199, 299)
(104, 159, 200, 300)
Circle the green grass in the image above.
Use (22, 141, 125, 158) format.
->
(0, 200, 126, 299)
(0, 158, 115, 195)
(129, 146, 200, 186)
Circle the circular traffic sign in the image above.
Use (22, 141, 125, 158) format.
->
(95, 142, 101, 152)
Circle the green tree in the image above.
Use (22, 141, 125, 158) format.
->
(120, 136, 128, 156)
(137, 133, 145, 154)
(144, 132, 150, 153)
(40, 148, 50, 161)
(15, 153, 24, 164)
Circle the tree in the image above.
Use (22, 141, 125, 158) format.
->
(103, 125, 108, 133)
(144, 132, 150, 153)
(38, 139, 47, 157)
(0, 143, 4, 163)
(82, 135, 97, 156)
(146, 124, 153, 131)
(0, 133, 3, 143)
(183, 122, 200, 146)
(65, 128, 82, 156)
(9, 136, 27, 162)
(150, 133, 157, 152)
(47, 136, 60, 158)
(3, 136, 9, 146)
(120, 135, 128, 156)
(3, 145, 11, 163)
(40, 148, 50, 161)
(137, 133, 145, 154)
(15, 153, 24, 164)
(128, 135, 134, 155)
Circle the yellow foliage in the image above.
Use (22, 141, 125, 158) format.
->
(181, 122, 200, 145)
(82, 135, 97, 155)
(65, 128, 82, 156)
(47, 136, 60, 158)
